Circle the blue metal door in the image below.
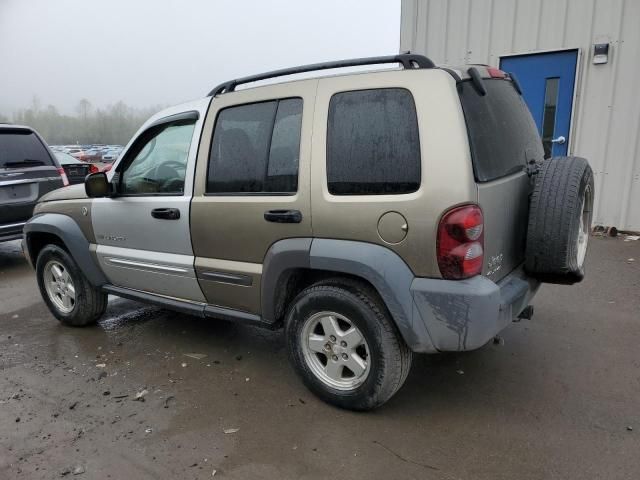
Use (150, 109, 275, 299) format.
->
(500, 50, 578, 158)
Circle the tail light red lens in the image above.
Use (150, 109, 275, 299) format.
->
(437, 204, 484, 279)
(57, 167, 70, 187)
(89, 163, 100, 174)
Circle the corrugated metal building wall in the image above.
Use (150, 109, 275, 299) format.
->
(401, 0, 640, 231)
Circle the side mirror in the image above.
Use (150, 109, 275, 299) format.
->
(85, 172, 111, 197)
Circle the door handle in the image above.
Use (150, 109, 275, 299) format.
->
(551, 135, 566, 144)
(264, 209, 303, 224)
(151, 208, 181, 220)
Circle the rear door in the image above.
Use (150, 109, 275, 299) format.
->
(190, 80, 315, 314)
(92, 105, 208, 302)
(0, 128, 63, 236)
(458, 77, 545, 281)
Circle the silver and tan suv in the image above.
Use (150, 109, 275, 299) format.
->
(22, 55, 594, 410)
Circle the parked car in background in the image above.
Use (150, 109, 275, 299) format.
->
(54, 152, 92, 185)
(1, 124, 68, 242)
(81, 149, 102, 162)
(101, 150, 120, 162)
(67, 148, 88, 162)
(50, 145, 124, 163)
(89, 161, 112, 173)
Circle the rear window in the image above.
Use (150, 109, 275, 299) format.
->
(459, 79, 544, 182)
(0, 130, 54, 168)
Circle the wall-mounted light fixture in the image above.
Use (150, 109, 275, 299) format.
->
(593, 43, 609, 65)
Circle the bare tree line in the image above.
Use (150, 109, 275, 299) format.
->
(1, 98, 163, 145)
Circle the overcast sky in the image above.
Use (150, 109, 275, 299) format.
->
(0, 0, 401, 115)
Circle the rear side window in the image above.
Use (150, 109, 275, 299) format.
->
(327, 88, 420, 195)
(207, 98, 303, 194)
(459, 79, 544, 182)
(0, 130, 54, 168)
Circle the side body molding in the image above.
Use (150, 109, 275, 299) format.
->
(23, 213, 107, 286)
(261, 238, 436, 353)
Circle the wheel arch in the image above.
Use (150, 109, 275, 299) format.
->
(24, 213, 107, 287)
(261, 238, 436, 353)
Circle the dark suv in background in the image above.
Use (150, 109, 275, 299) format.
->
(0, 124, 68, 242)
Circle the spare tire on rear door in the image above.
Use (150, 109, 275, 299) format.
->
(525, 156, 594, 284)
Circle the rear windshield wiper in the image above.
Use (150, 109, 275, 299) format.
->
(2, 159, 46, 168)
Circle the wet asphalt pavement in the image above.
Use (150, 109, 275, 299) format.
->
(0, 237, 638, 480)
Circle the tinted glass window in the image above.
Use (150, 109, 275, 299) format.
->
(459, 79, 544, 182)
(326, 88, 421, 195)
(0, 130, 54, 168)
(207, 98, 303, 194)
(541, 77, 559, 158)
(266, 99, 303, 192)
(121, 120, 195, 195)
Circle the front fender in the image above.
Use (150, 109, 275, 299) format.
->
(23, 213, 107, 286)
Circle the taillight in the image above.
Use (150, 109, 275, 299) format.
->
(89, 163, 100, 174)
(487, 66, 506, 78)
(57, 167, 70, 187)
(437, 204, 484, 279)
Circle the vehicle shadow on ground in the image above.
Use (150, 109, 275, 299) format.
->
(2, 276, 534, 423)
(0, 240, 28, 270)
(87, 298, 520, 416)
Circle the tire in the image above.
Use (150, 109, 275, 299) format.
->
(525, 156, 594, 284)
(285, 280, 412, 411)
(36, 244, 107, 326)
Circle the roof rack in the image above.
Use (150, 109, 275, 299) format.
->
(208, 53, 436, 96)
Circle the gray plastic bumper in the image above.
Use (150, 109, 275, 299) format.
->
(412, 267, 540, 352)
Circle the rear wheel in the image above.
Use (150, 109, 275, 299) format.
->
(285, 281, 412, 411)
(36, 244, 107, 326)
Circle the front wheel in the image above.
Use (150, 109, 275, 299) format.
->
(285, 282, 412, 411)
(36, 244, 107, 326)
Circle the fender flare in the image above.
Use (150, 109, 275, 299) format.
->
(23, 213, 107, 287)
(261, 238, 436, 353)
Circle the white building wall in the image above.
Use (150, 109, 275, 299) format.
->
(401, 0, 640, 230)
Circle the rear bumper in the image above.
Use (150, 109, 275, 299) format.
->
(411, 266, 540, 352)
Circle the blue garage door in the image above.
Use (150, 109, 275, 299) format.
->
(500, 50, 578, 158)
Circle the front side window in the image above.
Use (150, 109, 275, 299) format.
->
(120, 120, 195, 195)
(326, 88, 421, 195)
(207, 98, 303, 194)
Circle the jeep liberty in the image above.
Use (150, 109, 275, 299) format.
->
(23, 55, 594, 410)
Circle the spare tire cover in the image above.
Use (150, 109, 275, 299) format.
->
(525, 156, 594, 284)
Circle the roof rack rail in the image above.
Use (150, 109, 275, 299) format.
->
(208, 53, 435, 96)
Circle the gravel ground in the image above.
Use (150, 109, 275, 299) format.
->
(0, 236, 638, 479)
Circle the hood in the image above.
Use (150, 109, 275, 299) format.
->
(39, 183, 88, 202)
